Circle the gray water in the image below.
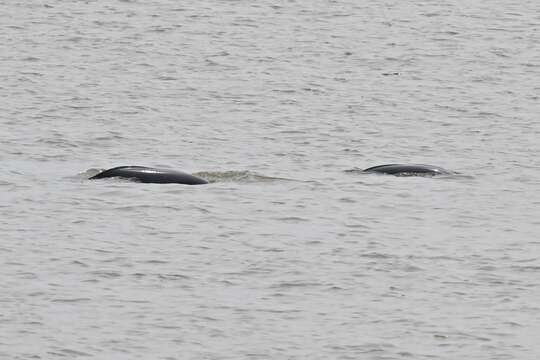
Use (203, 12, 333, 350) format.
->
(2, 0, 540, 359)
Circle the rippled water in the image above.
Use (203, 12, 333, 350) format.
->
(2, 0, 540, 359)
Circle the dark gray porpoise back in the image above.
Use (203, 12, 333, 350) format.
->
(89, 166, 208, 185)
(363, 164, 451, 176)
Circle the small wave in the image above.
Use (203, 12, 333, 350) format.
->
(76, 168, 104, 180)
(272, 281, 324, 289)
(192, 170, 295, 183)
(51, 348, 92, 357)
(52, 298, 91, 303)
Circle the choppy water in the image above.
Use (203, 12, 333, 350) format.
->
(2, 0, 540, 359)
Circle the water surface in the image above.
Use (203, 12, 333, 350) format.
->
(2, 0, 540, 359)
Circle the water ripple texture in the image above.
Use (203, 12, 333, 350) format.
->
(2, 1, 540, 359)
